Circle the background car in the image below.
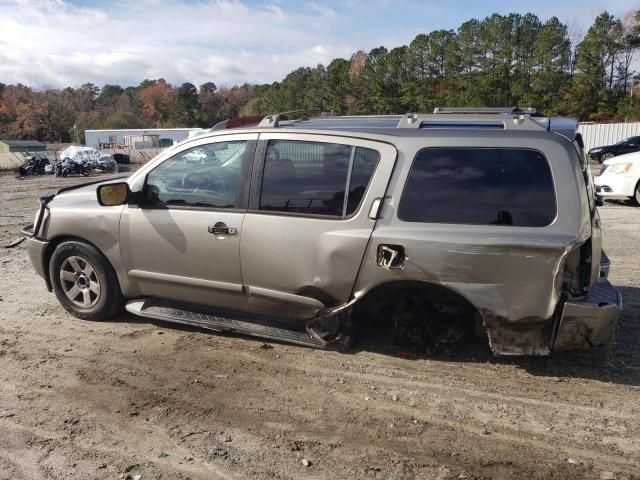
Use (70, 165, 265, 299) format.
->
(594, 150, 640, 204)
(588, 136, 640, 163)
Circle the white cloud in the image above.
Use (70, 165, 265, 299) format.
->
(0, 0, 636, 89)
(0, 0, 354, 88)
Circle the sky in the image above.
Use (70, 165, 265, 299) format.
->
(0, 0, 637, 89)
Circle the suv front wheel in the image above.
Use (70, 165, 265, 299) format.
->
(49, 240, 124, 320)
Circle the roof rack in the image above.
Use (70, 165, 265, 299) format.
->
(249, 108, 577, 139)
(432, 107, 538, 115)
(397, 107, 550, 132)
(258, 110, 335, 127)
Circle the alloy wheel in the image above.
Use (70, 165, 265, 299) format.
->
(59, 255, 101, 308)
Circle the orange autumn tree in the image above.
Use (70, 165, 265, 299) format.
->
(138, 79, 178, 127)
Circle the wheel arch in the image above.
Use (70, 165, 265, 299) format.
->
(353, 279, 483, 312)
(42, 235, 121, 293)
(350, 279, 487, 342)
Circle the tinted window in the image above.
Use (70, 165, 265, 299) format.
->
(145, 141, 247, 208)
(260, 140, 378, 217)
(399, 148, 556, 227)
(346, 147, 379, 215)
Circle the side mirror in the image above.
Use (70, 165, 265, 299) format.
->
(97, 182, 130, 206)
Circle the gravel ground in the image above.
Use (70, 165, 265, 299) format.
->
(0, 171, 638, 480)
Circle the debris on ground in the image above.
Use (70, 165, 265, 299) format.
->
(211, 447, 228, 458)
(301, 458, 311, 467)
(2, 237, 25, 248)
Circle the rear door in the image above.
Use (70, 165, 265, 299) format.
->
(240, 133, 396, 319)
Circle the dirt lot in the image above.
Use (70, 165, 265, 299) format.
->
(0, 172, 638, 480)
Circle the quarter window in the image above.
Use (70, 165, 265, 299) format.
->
(399, 148, 556, 227)
(144, 141, 247, 208)
(259, 140, 379, 217)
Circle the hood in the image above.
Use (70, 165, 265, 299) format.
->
(603, 151, 640, 166)
(48, 178, 126, 208)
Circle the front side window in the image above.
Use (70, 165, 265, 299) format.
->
(399, 148, 557, 227)
(144, 141, 247, 208)
(259, 140, 379, 217)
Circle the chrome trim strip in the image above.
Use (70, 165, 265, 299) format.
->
(128, 269, 243, 292)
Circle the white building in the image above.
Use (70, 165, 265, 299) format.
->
(84, 128, 201, 149)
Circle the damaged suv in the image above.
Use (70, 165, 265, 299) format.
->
(23, 108, 621, 355)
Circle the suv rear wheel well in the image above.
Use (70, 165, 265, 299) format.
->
(351, 281, 486, 353)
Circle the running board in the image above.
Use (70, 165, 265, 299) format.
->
(125, 299, 328, 349)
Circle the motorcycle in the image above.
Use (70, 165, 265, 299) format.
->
(21, 155, 50, 176)
(54, 157, 91, 177)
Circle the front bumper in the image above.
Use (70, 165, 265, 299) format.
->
(554, 280, 621, 351)
(594, 172, 637, 198)
(21, 225, 51, 288)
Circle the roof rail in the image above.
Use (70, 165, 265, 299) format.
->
(213, 108, 577, 140)
(432, 107, 538, 115)
(210, 115, 264, 131)
(258, 110, 335, 127)
(397, 109, 550, 132)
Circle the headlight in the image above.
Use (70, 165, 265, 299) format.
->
(608, 162, 633, 174)
(590, 148, 602, 153)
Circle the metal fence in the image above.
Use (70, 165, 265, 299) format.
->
(577, 122, 640, 152)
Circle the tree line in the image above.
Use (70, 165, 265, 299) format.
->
(254, 11, 640, 121)
(0, 10, 638, 143)
(0, 80, 253, 143)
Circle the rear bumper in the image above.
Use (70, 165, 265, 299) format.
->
(554, 280, 621, 351)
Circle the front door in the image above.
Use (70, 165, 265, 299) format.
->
(120, 134, 257, 311)
(240, 133, 396, 319)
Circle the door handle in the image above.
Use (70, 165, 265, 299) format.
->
(208, 223, 237, 235)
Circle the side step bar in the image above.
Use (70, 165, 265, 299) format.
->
(126, 299, 328, 349)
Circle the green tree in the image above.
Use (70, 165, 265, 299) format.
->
(529, 17, 571, 114)
(569, 12, 621, 119)
(173, 82, 199, 126)
(324, 58, 351, 114)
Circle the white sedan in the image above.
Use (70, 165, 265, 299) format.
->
(594, 151, 640, 204)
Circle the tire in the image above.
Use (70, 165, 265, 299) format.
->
(49, 240, 124, 321)
(601, 152, 615, 162)
(81, 166, 91, 177)
(633, 182, 640, 206)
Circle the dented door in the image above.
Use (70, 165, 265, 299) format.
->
(239, 133, 396, 319)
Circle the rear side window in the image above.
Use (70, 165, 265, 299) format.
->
(399, 148, 556, 227)
(259, 140, 379, 217)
